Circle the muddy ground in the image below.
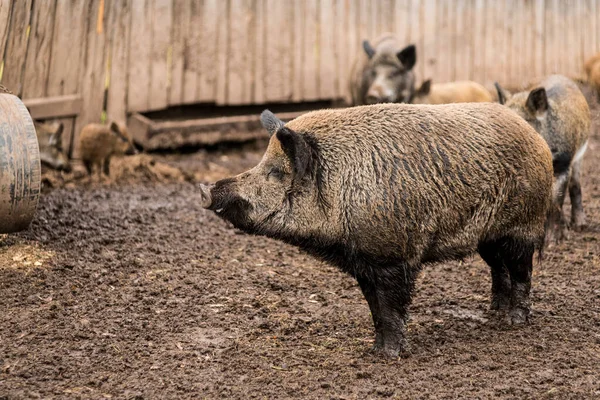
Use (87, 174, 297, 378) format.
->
(2, 105, 600, 399)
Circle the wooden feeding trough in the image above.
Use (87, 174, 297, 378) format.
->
(127, 110, 308, 151)
(0, 93, 41, 233)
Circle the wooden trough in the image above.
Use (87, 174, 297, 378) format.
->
(0, 93, 41, 233)
(127, 110, 307, 151)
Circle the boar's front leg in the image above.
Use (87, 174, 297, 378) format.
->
(356, 265, 417, 358)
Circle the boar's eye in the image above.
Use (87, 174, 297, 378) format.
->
(267, 167, 285, 182)
(388, 69, 402, 79)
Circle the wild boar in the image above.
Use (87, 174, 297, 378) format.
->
(34, 120, 72, 172)
(79, 121, 137, 178)
(412, 80, 493, 104)
(199, 104, 553, 357)
(584, 52, 600, 95)
(348, 34, 417, 105)
(495, 75, 590, 243)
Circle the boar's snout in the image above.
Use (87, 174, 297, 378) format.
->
(199, 184, 213, 209)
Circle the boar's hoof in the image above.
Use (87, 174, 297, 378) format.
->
(545, 226, 568, 247)
(371, 338, 409, 358)
(198, 184, 213, 209)
(570, 214, 587, 232)
(506, 307, 530, 325)
(490, 295, 511, 312)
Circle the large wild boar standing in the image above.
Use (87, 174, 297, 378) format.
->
(495, 75, 590, 243)
(199, 103, 553, 357)
(412, 80, 493, 104)
(35, 120, 72, 172)
(348, 34, 417, 105)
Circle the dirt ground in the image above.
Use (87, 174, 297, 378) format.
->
(2, 102, 600, 399)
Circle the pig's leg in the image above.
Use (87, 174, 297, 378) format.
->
(103, 156, 112, 177)
(495, 236, 534, 325)
(84, 160, 93, 176)
(478, 242, 511, 312)
(357, 266, 416, 357)
(568, 157, 586, 231)
(546, 172, 570, 244)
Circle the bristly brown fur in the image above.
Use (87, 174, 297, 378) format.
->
(205, 102, 554, 357)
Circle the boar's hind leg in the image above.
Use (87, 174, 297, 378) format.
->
(479, 237, 534, 325)
(547, 172, 570, 244)
(356, 266, 417, 357)
(568, 158, 586, 231)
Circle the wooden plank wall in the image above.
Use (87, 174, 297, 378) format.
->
(0, 0, 599, 156)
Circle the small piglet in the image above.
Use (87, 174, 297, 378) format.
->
(35, 120, 71, 172)
(79, 122, 137, 178)
(199, 103, 553, 357)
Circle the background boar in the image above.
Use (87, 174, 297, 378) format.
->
(495, 75, 590, 243)
(79, 121, 137, 179)
(34, 120, 71, 172)
(348, 34, 416, 105)
(199, 104, 553, 357)
(584, 52, 600, 96)
(412, 80, 493, 104)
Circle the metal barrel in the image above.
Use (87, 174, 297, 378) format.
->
(0, 93, 41, 233)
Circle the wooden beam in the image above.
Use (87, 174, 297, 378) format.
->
(128, 111, 306, 150)
(23, 94, 82, 119)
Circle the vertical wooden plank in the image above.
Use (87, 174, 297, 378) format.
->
(302, 0, 319, 101)
(253, 0, 266, 103)
(534, 0, 545, 78)
(127, 0, 151, 112)
(319, 0, 336, 99)
(394, 0, 410, 46)
(0, 0, 12, 65)
(435, 0, 450, 82)
(227, 0, 252, 104)
(262, 0, 292, 102)
(380, 0, 394, 34)
(341, 0, 358, 104)
(408, 0, 421, 79)
(1, 0, 32, 96)
(47, 0, 90, 157)
(198, 0, 220, 103)
(74, 0, 112, 157)
(214, 0, 229, 104)
(182, 0, 199, 103)
(334, 0, 348, 100)
(22, 0, 56, 99)
(148, 0, 171, 110)
(168, 0, 187, 106)
(472, 0, 485, 84)
(454, 0, 469, 81)
(422, 0, 436, 82)
(107, 0, 131, 124)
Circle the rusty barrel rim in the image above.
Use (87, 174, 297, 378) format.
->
(0, 93, 41, 234)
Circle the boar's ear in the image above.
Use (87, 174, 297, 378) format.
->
(55, 122, 64, 137)
(526, 87, 548, 115)
(276, 128, 312, 180)
(109, 121, 120, 134)
(416, 79, 431, 96)
(494, 82, 511, 105)
(260, 109, 285, 137)
(363, 40, 376, 59)
(397, 44, 416, 70)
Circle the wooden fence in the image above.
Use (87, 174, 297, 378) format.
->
(1, 0, 599, 156)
